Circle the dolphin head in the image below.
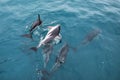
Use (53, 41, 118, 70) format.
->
(55, 24, 60, 34)
(54, 24, 60, 30)
(49, 24, 61, 36)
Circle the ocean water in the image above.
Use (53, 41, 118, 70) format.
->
(0, 0, 120, 80)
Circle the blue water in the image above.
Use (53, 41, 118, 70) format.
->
(0, 0, 120, 80)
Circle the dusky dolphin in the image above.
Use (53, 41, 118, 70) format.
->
(21, 14, 42, 39)
(50, 43, 69, 72)
(81, 28, 101, 45)
(42, 44, 53, 68)
(30, 24, 61, 52)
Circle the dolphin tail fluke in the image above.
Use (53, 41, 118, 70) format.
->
(30, 47, 38, 52)
(21, 33, 33, 39)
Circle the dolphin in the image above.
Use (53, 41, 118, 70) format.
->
(30, 24, 61, 52)
(42, 44, 53, 68)
(21, 14, 42, 39)
(50, 43, 69, 72)
(81, 28, 101, 45)
(29, 14, 42, 33)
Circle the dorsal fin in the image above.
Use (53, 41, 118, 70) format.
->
(38, 14, 40, 21)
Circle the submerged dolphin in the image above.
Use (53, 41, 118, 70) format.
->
(81, 28, 101, 45)
(42, 34, 62, 68)
(51, 43, 69, 72)
(30, 24, 61, 52)
(21, 14, 42, 39)
(42, 44, 53, 68)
